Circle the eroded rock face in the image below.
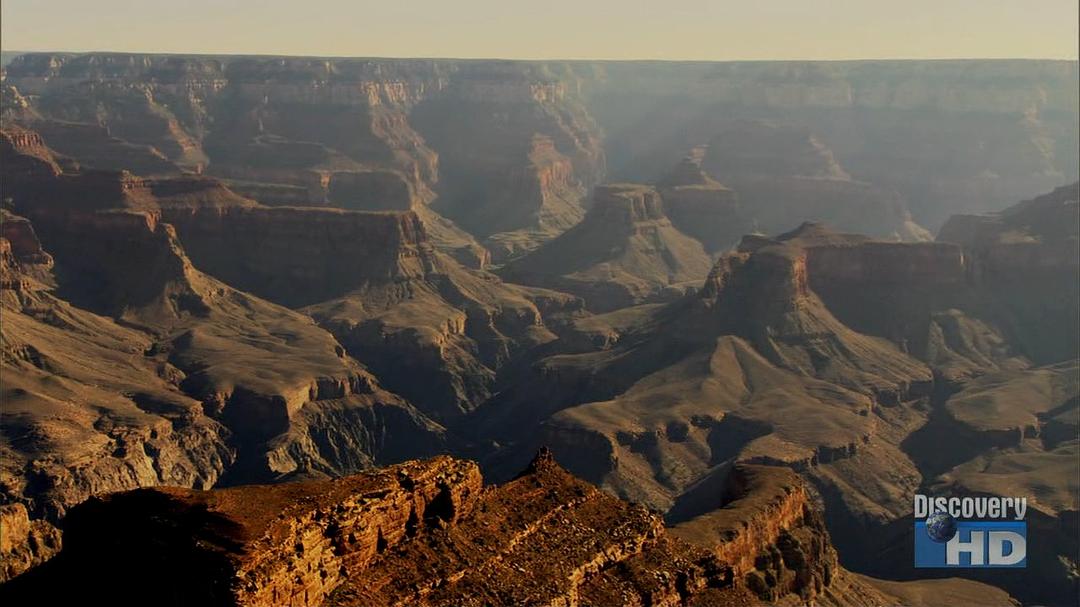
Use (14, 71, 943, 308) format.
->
(0, 208, 234, 531)
(939, 182, 1079, 363)
(31, 120, 183, 176)
(0, 132, 452, 577)
(671, 466, 837, 603)
(657, 151, 744, 253)
(162, 206, 434, 308)
(0, 504, 61, 582)
(476, 224, 939, 529)
(2, 454, 1012, 607)
(584, 60, 1077, 231)
(2, 54, 608, 260)
(412, 64, 606, 255)
(471, 215, 1062, 602)
(327, 169, 421, 211)
(5, 128, 570, 429)
(500, 183, 714, 312)
(4, 457, 482, 605)
(697, 122, 930, 242)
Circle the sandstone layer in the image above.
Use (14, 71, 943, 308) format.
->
(1, 453, 1010, 607)
(500, 183, 715, 312)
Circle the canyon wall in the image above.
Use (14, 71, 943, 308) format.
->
(581, 60, 1078, 230)
(5, 54, 1076, 249)
(162, 206, 435, 308)
(1, 54, 608, 258)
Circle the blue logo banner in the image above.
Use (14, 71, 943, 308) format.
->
(914, 521, 1027, 568)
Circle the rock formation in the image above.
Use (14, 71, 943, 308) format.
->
(0, 453, 1012, 607)
(471, 211, 1074, 604)
(411, 63, 605, 259)
(906, 362, 1079, 605)
(696, 121, 930, 241)
(2, 123, 575, 431)
(500, 183, 715, 312)
(1, 54, 609, 263)
(656, 149, 745, 253)
(939, 182, 1079, 363)
(582, 60, 1077, 231)
(485, 225, 934, 509)
(0, 504, 60, 582)
(0, 130, 452, 580)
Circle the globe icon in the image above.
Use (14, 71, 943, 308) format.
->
(925, 511, 958, 543)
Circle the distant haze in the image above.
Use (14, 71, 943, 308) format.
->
(2, 0, 1077, 60)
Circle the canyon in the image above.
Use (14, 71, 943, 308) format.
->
(0, 52, 1077, 606)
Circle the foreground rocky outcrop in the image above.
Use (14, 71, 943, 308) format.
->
(1, 452, 1011, 606)
(0, 504, 61, 582)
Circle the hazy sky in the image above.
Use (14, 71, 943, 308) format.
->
(2, 0, 1077, 61)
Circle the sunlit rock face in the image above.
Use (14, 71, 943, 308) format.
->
(2, 453, 1013, 607)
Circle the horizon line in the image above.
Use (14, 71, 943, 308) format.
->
(2, 48, 1078, 64)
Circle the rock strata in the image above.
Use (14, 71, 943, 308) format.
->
(500, 183, 714, 311)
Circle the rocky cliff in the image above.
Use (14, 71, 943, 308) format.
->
(500, 183, 714, 311)
(694, 121, 930, 241)
(671, 465, 837, 603)
(6, 54, 1076, 251)
(657, 150, 745, 253)
(938, 182, 1079, 363)
(582, 60, 1078, 231)
(163, 206, 434, 308)
(2, 54, 609, 260)
(0, 132, 456, 581)
(2, 452, 1008, 606)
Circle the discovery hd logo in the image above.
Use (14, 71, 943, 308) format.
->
(913, 495, 1027, 568)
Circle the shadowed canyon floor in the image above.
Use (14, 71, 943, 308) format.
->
(0, 54, 1077, 605)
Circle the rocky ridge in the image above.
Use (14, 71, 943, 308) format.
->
(1, 452, 1010, 607)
